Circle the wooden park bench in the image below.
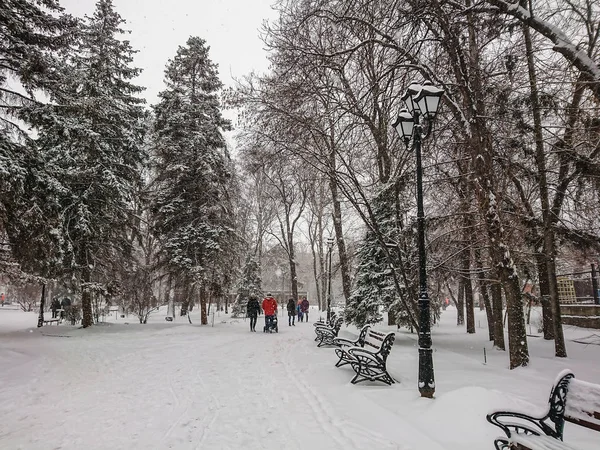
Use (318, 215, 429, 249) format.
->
(314, 316, 343, 347)
(333, 328, 396, 385)
(42, 317, 60, 326)
(487, 370, 600, 450)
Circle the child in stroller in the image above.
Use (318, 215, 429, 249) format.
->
(264, 314, 278, 333)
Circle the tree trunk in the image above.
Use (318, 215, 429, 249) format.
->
(309, 182, 326, 312)
(180, 284, 189, 316)
(462, 0, 528, 367)
(309, 228, 323, 311)
(504, 275, 529, 368)
(37, 283, 46, 328)
(81, 246, 93, 328)
(328, 147, 351, 304)
(167, 275, 175, 319)
(462, 245, 475, 333)
(288, 233, 299, 305)
(545, 234, 567, 357)
(536, 254, 554, 339)
(200, 286, 208, 325)
(523, 17, 566, 357)
(457, 279, 465, 326)
(464, 273, 475, 334)
(481, 277, 494, 341)
(474, 248, 494, 340)
(491, 281, 505, 350)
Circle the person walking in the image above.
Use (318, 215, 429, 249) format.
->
(60, 297, 71, 320)
(301, 297, 309, 322)
(262, 293, 278, 332)
(51, 297, 61, 318)
(246, 296, 261, 332)
(296, 301, 303, 323)
(286, 298, 296, 326)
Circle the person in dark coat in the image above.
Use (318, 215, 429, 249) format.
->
(60, 297, 71, 320)
(301, 298, 309, 322)
(246, 296, 261, 332)
(51, 298, 61, 318)
(286, 298, 296, 326)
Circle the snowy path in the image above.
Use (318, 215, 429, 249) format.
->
(1, 307, 599, 449)
(0, 314, 425, 449)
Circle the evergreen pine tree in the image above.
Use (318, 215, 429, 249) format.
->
(0, 0, 77, 276)
(150, 36, 234, 325)
(345, 184, 417, 327)
(231, 256, 262, 317)
(31, 0, 147, 327)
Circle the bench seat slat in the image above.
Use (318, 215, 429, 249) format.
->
(509, 434, 580, 450)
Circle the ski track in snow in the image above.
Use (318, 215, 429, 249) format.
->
(279, 337, 354, 450)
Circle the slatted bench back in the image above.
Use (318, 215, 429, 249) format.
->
(363, 330, 395, 361)
(564, 378, 600, 432)
(332, 316, 343, 334)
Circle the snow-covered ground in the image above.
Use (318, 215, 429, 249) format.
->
(0, 305, 599, 449)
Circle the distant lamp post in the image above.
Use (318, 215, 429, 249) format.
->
(326, 237, 335, 322)
(392, 80, 444, 399)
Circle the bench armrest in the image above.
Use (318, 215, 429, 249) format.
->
(346, 347, 384, 365)
(333, 337, 359, 347)
(316, 327, 336, 336)
(487, 410, 554, 439)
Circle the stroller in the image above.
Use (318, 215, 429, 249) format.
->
(263, 315, 279, 333)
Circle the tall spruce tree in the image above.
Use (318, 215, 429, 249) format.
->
(31, 0, 147, 327)
(0, 0, 77, 270)
(151, 36, 234, 325)
(345, 185, 418, 328)
(0, 0, 78, 326)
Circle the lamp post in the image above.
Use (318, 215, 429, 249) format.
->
(326, 237, 335, 322)
(392, 80, 444, 399)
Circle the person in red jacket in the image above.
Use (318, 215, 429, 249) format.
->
(262, 293, 278, 331)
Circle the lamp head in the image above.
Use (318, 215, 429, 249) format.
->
(401, 82, 422, 113)
(413, 81, 444, 119)
(392, 108, 414, 142)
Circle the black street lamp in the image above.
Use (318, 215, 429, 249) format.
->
(392, 80, 444, 399)
(326, 236, 335, 322)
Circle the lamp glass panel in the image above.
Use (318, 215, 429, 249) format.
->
(402, 93, 416, 113)
(400, 119, 414, 139)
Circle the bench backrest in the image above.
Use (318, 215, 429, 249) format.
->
(332, 316, 343, 335)
(363, 330, 395, 361)
(564, 378, 600, 432)
(547, 370, 600, 438)
(355, 325, 371, 347)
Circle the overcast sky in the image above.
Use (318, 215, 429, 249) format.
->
(61, 0, 277, 105)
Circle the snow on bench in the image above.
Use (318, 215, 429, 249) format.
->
(507, 434, 580, 450)
(487, 370, 600, 450)
(42, 318, 60, 326)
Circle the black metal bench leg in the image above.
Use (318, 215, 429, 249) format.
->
(335, 356, 350, 367)
(493, 438, 510, 450)
(382, 371, 395, 385)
